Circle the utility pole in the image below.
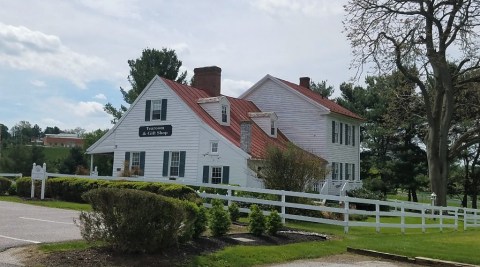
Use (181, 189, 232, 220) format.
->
(0, 123, 2, 162)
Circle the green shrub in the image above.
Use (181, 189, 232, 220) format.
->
(208, 199, 231, 237)
(78, 188, 193, 253)
(248, 204, 265, 236)
(15, 177, 201, 203)
(228, 202, 240, 222)
(8, 183, 16, 195)
(193, 205, 208, 238)
(347, 187, 388, 211)
(16, 177, 33, 197)
(266, 210, 283, 235)
(0, 177, 12, 195)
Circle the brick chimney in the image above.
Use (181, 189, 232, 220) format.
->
(240, 121, 252, 154)
(299, 77, 310, 89)
(193, 66, 222, 97)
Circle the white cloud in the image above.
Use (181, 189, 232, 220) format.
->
(0, 23, 109, 89)
(30, 80, 46, 87)
(251, 0, 343, 17)
(222, 79, 254, 97)
(76, 0, 141, 20)
(94, 93, 107, 100)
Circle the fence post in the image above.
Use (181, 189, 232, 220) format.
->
(421, 207, 426, 233)
(401, 206, 405, 234)
(344, 197, 349, 234)
(439, 207, 443, 232)
(227, 189, 232, 206)
(281, 193, 286, 224)
(375, 202, 380, 233)
(453, 208, 457, 231)
(464, 209, 467, 231)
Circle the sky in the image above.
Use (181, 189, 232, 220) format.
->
(0, 0, 358, 132)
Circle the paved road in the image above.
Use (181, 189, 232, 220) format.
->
(0, 201, 81, 251)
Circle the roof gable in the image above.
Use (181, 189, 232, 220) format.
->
(162, 78, 290, 159)
(241, 75, 364, 121)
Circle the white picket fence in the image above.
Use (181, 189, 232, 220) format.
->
(29, 168, 480, 233)
(0, 173, 23, 178)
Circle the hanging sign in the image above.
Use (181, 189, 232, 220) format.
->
(139, 125, 172, 137)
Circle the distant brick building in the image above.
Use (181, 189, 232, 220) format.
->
(43, 134, 84, 147)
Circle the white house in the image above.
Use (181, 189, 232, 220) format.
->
(240, 75, 364, 194)
(87, 67, 292, 187)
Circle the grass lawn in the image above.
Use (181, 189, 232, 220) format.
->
(3, 196, 479, 266)
(193, 217, 480, 266)
(43, 146, 71, 162)
(0, 196, 91, 211)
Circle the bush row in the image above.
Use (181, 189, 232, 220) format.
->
(15, 177, 200, 203)
(0, 177, 12, 195)
(78, 187, 207, 253)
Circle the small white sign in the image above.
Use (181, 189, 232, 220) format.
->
(31, 165, 46, 180)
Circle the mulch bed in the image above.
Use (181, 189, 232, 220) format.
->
(24, 229, 328, 267)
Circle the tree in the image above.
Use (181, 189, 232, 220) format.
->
(44, 126, 61, 135)
(104, 48, 188, 123)
(259, 143, 327, 192)
(59, 147, 87, 174)
(345, 0, 480, 206)
(310, 80, 334, 98)
(83, 129, 113, 176)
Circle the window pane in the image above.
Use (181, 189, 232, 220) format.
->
(211, 167, 222, 184)
(221, 105, 227, 122)
(170, 151, 180, 176)
(131, 152, 140, 167)
(152, 100, 161, 120)
(211, 142, 218, 153)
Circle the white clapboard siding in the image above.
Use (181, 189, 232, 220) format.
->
(244, 79, 328, 157)
(101, 77, 252, 186)
(243, 78, 362, 182)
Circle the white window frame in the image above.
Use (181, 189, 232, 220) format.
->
(333, 121, 339, 143)
(221, 105, 228, 123)
(332, 162, 339, 180)
(151, 99, 162, 120)
(345, 124, 351, 145)
(210, 141, 219, 154)
(270, 119, 276, 136)
(211, 166, 223, 184)
(130, 152, 140, 170)
(345, 163, 351, 180)
(169, 151, 180, 177)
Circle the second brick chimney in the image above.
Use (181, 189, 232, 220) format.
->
(193, 66, 222, 97)
(299, 77, 310, 89)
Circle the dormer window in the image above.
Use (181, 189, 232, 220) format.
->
(270, 119, 276, 136)
(222, 105, 228, 123)
(197, 96, 230, 126)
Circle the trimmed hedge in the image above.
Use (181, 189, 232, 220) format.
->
(15, 177, 200, 203)
(0, 177, 12, 195)
(78, 188, 197, 253)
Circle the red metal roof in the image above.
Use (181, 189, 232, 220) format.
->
(277, 78, 364, 120)
(162, 78, 290, 159)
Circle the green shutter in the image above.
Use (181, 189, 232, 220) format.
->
(345, 125, 349, 145)
(222, 166, 230, 184)
(179, 151, 186, 177)
(161, 99, 167, 121)
(203, 166, 209, 183)
(139, 152, 145, 175)
(331, 121, 335, 143)
(352, 126, 356, 146)
(145, 100, 151, 121)
(162, 151, 169, 177)
(332, 162, 336, 179)
(340, 123, 343, 144)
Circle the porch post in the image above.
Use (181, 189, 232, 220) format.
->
(90, 154, 93, 174)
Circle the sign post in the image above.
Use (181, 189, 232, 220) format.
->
(31, 163, 47, 199)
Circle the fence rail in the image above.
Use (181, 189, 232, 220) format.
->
(28, 169, 480, 233)
(0, 173, 22, 178)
